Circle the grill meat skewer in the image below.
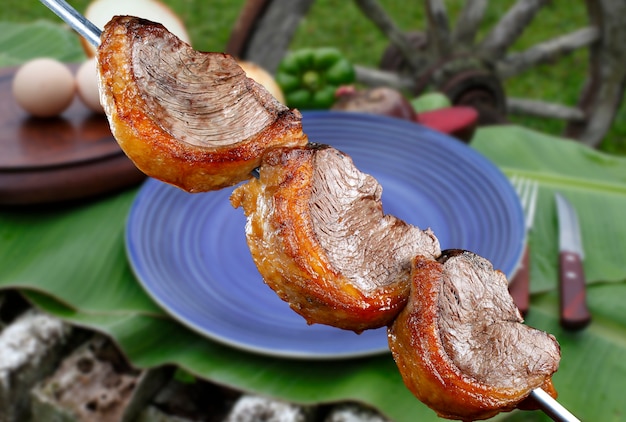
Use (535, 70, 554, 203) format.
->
(37, 4, 575, 420)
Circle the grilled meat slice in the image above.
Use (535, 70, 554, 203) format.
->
(230, 144, 441, 332)
(97, 16, 307, 192)
(388, 250, 560, 420)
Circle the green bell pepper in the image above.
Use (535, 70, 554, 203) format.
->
(276, 47, 356, 110)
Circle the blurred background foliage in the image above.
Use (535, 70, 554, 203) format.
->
(2, 0, 624, 154)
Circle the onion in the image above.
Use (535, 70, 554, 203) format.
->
(237, 60, 286, 104)
(332, 86, 417, 121)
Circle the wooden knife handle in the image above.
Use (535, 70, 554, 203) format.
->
(559, 251, 592, 330)
(509, 245, 530, 317)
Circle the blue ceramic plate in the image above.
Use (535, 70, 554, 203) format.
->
(125, 111, 524, 359)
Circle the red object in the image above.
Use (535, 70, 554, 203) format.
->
(415, 106, 478, 143)
(559, 251, 592, 330)
(508, 245, 530, 317)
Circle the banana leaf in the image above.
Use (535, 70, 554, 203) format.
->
(2, 126, 626, 422)
(0, 21, 85, 67)
(473, 126, 626, 291)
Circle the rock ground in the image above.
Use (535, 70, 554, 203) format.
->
(0, 291, 390, 422)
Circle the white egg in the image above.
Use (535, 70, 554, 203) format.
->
(12, 58, 75, 118)
(76, 57, 104, 114)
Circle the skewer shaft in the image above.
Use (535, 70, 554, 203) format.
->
(39, 0, 101, 47)
(531, 388, 581, 422)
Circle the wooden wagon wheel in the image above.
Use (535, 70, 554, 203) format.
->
(226, 0, 626, 147)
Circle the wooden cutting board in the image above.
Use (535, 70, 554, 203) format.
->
(0, 64, 145, 205)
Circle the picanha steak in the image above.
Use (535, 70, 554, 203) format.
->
(230, 144, 441, 332)
(388, 250, 560, 420)
(97, 15, 307, 192)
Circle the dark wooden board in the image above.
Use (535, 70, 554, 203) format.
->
(0, 65, 145, 205)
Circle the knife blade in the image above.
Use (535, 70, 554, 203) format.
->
(555, 193, 591, 330)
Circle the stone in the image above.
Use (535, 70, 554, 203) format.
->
(0, 310, 71, 422)
(30, 335, 168, 422)
(224, 395, 315, 422)
(323, 404, 390, 422)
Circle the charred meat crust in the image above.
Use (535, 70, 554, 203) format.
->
(97, 16, 307, 192)
(388, 251, 560, 420)
(230, 144, 440, 332)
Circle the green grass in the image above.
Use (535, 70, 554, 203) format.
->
(288, 0, 626, 154)
(2, 0, 624, 153)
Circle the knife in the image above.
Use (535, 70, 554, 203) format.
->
(555, 193, 591, 330)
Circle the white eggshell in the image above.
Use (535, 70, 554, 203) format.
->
(12, 58, 75, 118)
(76, 57, 104, 113)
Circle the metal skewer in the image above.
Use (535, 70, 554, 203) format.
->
(37, 2, 583, 421)
(530, 388, 581, 422)
(39, 0, 101, 47)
